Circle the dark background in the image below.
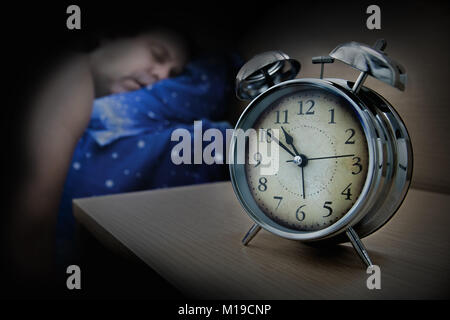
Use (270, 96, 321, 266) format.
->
(2, 0, 449, 299)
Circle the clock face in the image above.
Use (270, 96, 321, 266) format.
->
(245, 87, 369, 231)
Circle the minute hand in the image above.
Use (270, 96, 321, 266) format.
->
(308, 154, 355, 161)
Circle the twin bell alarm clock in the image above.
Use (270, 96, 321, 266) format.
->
(229, 39, 412, 267)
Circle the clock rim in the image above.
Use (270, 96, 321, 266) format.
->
(329, 79, 413, 241)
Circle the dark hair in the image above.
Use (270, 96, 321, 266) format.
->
(86, 25, 199, 64)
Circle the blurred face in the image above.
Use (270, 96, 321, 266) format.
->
(89, 30, 188, 97)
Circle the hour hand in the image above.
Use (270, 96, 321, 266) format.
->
(281, 126, 300, 156)
(266, 130, 296, 157)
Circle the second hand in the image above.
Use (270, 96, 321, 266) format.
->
(267, 129, 306, 199)
(301, 166, 305, 199)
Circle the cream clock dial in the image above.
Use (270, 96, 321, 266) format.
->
(245, 89, 368, 231)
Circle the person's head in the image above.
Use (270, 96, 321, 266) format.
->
(89, 28, 189, 97)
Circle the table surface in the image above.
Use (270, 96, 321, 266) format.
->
(73, 182, 450, 299)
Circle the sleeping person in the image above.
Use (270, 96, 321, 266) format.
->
(58, 34, 241, 263)
(9, 28, 241, 285)
(56, 29, 242, 264)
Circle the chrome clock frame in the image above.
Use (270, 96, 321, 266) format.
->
(229, 79, 412, 267)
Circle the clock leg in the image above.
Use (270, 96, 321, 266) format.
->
(242, 223, 262, 246)
(346, 227, 374, 268)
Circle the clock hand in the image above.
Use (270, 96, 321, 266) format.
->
(286, 154, 355, 162)
(301, 166, 305, 199)
(266, 130, 296, 157)
(308, 154, 355, 161)
(279, 126, 305, 198)
(281, 126, 300, 156)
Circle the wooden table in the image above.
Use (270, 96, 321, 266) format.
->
(73, 182, 450, 299)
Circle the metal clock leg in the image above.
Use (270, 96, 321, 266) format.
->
(242, 223, 262, 245)
(346, 227, 373, 267)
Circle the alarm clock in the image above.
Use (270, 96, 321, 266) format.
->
(229, 39, 412, 267)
